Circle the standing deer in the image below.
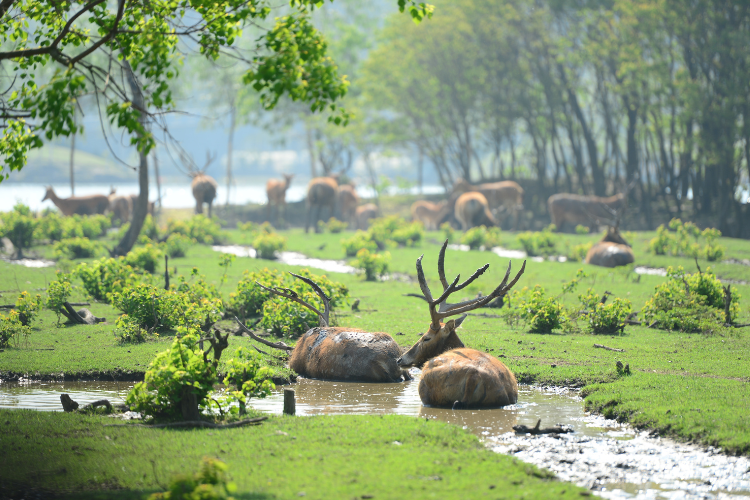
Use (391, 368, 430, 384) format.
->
(452, 179, 524, 228)
(108, 188, 132, 224)
(42, 187, 109, 216)
(454, 192, 496, 230)
(397, 240, 526, 408)
(266, 173, 294, 223)
(336, 184, 359, 227)
(355, 203, 379, 230)
(192, 174, 218, 217)
(547, 193, 627, 231)
(306, 175, 339, 233)
(236, 273, 410, 382)
(411, 200, 449, 230)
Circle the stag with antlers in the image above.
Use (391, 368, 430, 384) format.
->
(178, 151, 218, 218)
(235, 274, 409, 382)
(397, 241, 526, 409)
(585, 205, 634, 268)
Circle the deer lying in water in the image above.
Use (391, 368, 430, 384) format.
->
(585, 226, 634, 268)
(42, 187, 109, 216)
(397, 241, 526, 408)
(454, 192, 497, 230)
(235, 273, 409, 382)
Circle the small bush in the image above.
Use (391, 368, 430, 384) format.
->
(148, 457, 237, 500)
(567, 242, 593, 262)
(440, 222, 456, 243)
(114, 314, 148, 344)
(220, 347, 273, 415)
(14, 291, 42, 327)
(578, 289, 632, 334)
(167, 215, 223, 245)
(642, 266, 739, 332)
(253, 231, 286, 260)
(391, 220, 424, 246)
(351, 248, 390, 281)
(0, 311, 30, 348)
(517, 224, 558, 256)
(459, 226, 502, 250)
(575, 225, 589, 235)
(369, 216, 423, 248)
(35, 211, 64, 241)
(46, 271, 73, 325)
(513, 285, 568, 333)
(0, 205, 36, 258)
(125, 244, 163, 273)
(53, 237, 102, 260)
(648, 219, 726, 261)
(228, 268, 284, 318)
(75, 258, 145, 303)
(341, 230, 378, 257)
(164, 233, 193, 258)
(326, 217, 348, 233)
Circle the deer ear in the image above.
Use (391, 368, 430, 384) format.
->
(454, 314, 468, 329)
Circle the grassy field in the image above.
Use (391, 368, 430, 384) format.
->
(1, 219, 749, 497)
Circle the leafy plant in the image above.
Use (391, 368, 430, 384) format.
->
(53, 237, 103, 259)
(341, 230, 378, 257)
(0, 204, 37, 258)
(517, 224, 558, 257)
(326, 217, 348, 233)
(648, 219, 726, 261)
(253, 231, 286, 259)
(218, 253, 236, 285)
(566, 242, 593, 262)
(575, 225, 590, 235)
(459, 226, 501, 250)
(125, 244, 163, 273)
(114, 314, 149, 344)
(75, 257, 145, 303)
(164, 233, 193, 258)
(513, 285, 569, 333)
(0, 311, 30, 348)
(351, 248, 390, 281)
(440, 222, 456, 243)
(45, 271, 73, 325)
(578, 289, 632, 335)
(220, 347, 273, 415)
(35, 211, 64, 241)
(148, 457, 237, 500)
(14, 291, 42, 327)
(167, 215, 224, 245)
(228, 268, 285, 318)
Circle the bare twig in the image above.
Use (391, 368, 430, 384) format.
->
(593, 343, 625, 352)
(234, 317, 293, 351)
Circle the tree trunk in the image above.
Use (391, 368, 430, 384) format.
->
(180, 386, 201, 421)
(153, 150, 162, 211)
(70, 112, 76, 196)
(226, 101, 236, 206)
(306, 123, 317, 178)
(112, 59, 149, 257)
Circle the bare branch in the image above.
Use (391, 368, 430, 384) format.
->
(234, 316, 293, 351)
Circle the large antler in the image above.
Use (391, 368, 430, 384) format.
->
(417, 240, 526, 330)
(255, 272, 331, 327)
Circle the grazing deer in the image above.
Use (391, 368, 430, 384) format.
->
(237, 273, 410, 382)
(547, 193, 627, 231)
(397, 240, 526, 408)
(355, 203, 379, 230)
(42, 187, 109, 216)
(411, 200, 449, 230)
(336, 184, 359, 227)
(266, 173, 294, 223)
(306, 175, 339, 233)
(454, 192, 496, 230)
(452, 179, 524, 228)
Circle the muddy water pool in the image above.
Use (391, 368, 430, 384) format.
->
(1, 378, 748, 499)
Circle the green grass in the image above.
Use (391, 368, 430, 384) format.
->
(0, 411, 585, 499)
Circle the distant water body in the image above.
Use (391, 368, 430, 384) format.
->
(0, 183, 445, 212)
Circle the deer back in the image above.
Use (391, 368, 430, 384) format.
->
(585, 241, 634, 268)
(455, 192, 495, 228)
(289, 327, 404, 382)
(307, 177, 338, 207)
(355, 203, 379, 230)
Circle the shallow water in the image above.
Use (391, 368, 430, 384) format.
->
(212, 245, 356, 274)
(1, 378, 748, 499)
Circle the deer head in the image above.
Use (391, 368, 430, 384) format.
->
(283, 173, 295, 185)
(397, 240, 525, 368)
(602, 226, 630, 247)
(41, 186, 54, 201)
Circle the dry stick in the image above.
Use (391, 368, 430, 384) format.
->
(234, 316, 293, 351)
(593, 343, 625, 352)
(105, 416, 268, 429)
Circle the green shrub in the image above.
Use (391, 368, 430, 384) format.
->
(74, 257, 145, 302)
(228, 268, 284, 318)
(641, 266, 740, 332)
(351, 248, 390, 281)
(35, 211, 64, 241)
(578, 289, 632, 334)
(167, 215, 223, 245)
(567, 242, 593, 262)
(648, 219, 726, 261)
(513, 285, 568, 333)
(517, 224, 558, 256)
(53, 237, 103, 259)
(253, 231, 286, 259)
(114, 314, 149, 344)
(258, 269, 349, 336)
(575, 225, 590, 235)
(326, 217, 348, 233)
(148, 457, 237, 500)
(341, 230, 378, 257)
(164, 233, 193, 258)
(46, 271, 73, 325)
(0, 205, 37, 258)
(459, 226, 502, 250)
(440, 222, 456, 243)
(391, 220, 424, 246)
(14, 291, 42, 327)
(219, 347, 273, 415)
(369, 216, 422, 248)
(0, 311, 30, 348)
(125, 244, 163, 273)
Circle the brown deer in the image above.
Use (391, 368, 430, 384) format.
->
(454, 192, 496, 230)
(306, 175, 339, 233)
(411, 200, 449, 230)
(192, 174, 218, 217)
(355, 203, 379, 230)
(452, 179, 524, 227)
(547, 193, 627, 231)
(397, 240, 526, 408)
(266, 173, 294, 223)
(336, 184, 359, 227)
(42, 187, 109, 216)
(236, 273, 409, 382)
(108, 188, 132, 224)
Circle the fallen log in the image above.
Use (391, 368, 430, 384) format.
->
(513, 419, 574, 435)
(594, 343, 625, 352)
(105, 416, 268, 429)
(60, 302, 105, 325)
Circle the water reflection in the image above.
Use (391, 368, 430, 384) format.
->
(0, 381, 131, 411)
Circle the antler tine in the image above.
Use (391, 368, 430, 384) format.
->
(288, 272, 331, 327)
(435, 260, 527, 320)
(416, 254, 434, 303)
(437, 239, 449, 290)
(433, 274, 461, 306)
(255, 280, 328, 327)
(453, 263, 490, 292)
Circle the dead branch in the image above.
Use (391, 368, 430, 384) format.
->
(105, 416, 268, 429)
(593, 343, 625, 352)
(234, 316, 293, 351)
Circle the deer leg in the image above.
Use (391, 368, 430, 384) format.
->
(208, 201, 213, 219)
(305, 204, 312, 233)
(314, 205, 323, 233)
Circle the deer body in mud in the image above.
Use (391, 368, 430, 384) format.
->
(586, 227, 634, 268)
(42, 187, 110, 216)
(306, 176, 339, 233)
(192, 174, 218, 218)
(237, 274, 409, 383)
(548, 193, 626, 231)
(455, 192, 496, 230)
(355, 203, 379, 230)
(397, 241, 526, 408)
(411, 200, 449, 230)
(336, 184, 359, 227)
(266, 174, 294, 223)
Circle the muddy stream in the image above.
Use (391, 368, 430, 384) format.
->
(1, 378, 747, 499)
